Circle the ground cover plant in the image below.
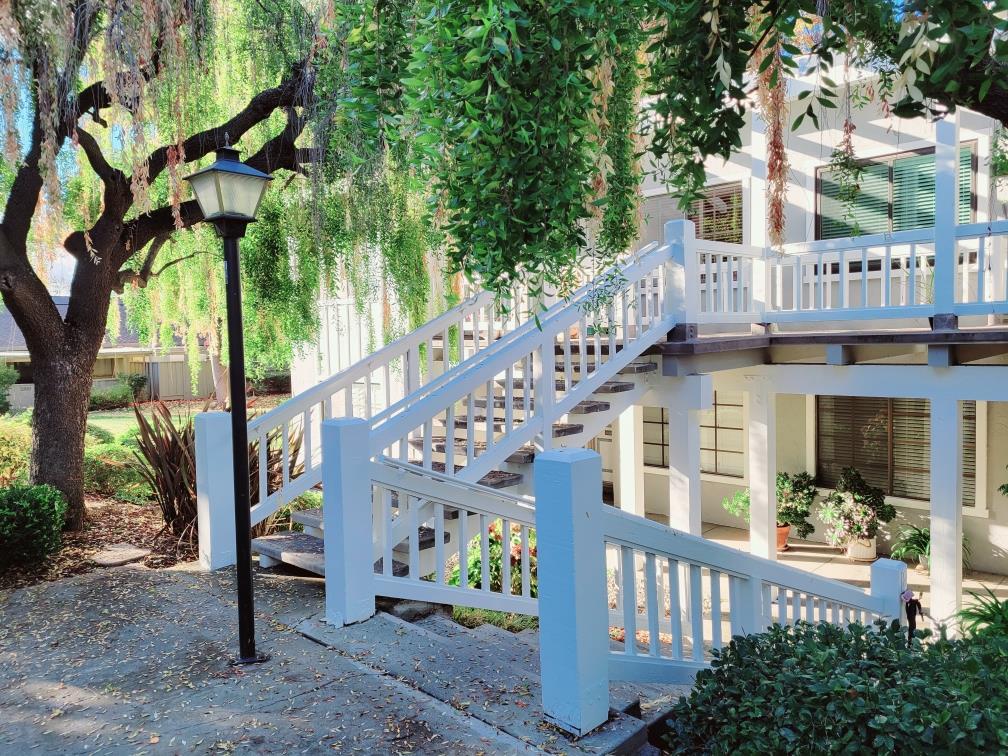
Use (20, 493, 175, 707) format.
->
(664, 620, 1008, 754)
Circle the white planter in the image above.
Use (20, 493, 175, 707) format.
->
(846, 537, 877, 562)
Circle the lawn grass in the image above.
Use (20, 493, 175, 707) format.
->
(451, 605, 539, 633)
(87, 410, 140, 437)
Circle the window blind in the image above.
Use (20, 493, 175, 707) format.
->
(816, 396, 976, 507)
(687, 183, 743, 244)
(818, 146, 975, 240)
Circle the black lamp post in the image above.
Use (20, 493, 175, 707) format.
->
(185, 144, 272, 664)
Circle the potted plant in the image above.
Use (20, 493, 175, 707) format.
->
(721, 472, 817, 552)
(818, 467, 895, 561)
(890, 525, 972, 573)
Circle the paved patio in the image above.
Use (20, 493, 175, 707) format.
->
(701, 521, 1008, 624)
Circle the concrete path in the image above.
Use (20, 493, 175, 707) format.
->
(0, 565, 532, 755)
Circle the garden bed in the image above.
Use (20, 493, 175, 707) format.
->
(0, 497, 196, 591)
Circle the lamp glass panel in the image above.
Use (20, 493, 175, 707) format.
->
(218, 174, 269, 219)
(188, 172, 222, 219)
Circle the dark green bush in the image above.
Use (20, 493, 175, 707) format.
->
(0, 484, 68, 567)
(665, 621, 1008, 754)
(88, 382, 134, 411)
(0, 363, 18, 415)
(121, 373, 149, 401)
(83, 443, 152, 504)
(0, 417, 31, 486)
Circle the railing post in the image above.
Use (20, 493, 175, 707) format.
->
(195, 412, 237, 570)
(663, 219, 698, 341)
(323, 417, 376, 627)
(870, 558, 908, 624)
(535, 448, 609, 737)
(933, 113, 959, 329)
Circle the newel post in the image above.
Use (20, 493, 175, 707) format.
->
(663, 219, 699, 341)
(323, 417, 376, 627)
(195, 412, 237, 570)
(535, 449, 610, 737)
(870, 558, 908, 625)
(932, 113, 959, 329)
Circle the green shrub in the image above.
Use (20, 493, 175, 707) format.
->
(665, 621, 1008, 754)
(720, 471, 817, 540)
(0, 417, 31, 486)
(88, 382, 134, 411)
(0, 363, 17, 415)
(120, 373, 149, 401)
(818, 467, 896, 546)
(959, 588, 1008, 638)
(0, 484, 68, 567)
(83, 443, 152, 504)
(449, 520, 538, 597)
(85, 421, 116, 446)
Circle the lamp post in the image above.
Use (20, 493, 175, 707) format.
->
(185, 144, 272, 664)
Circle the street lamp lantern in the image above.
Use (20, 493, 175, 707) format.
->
(184, 143, 271, 665)
(186, 145, 272, 226)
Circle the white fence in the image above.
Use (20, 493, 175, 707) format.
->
(533, 448, 907, 737)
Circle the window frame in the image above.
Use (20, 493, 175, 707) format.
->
(813, 395, 982, 511)
(815, 141, 977, 241)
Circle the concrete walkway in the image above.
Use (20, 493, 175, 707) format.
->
(0, 565, 532, 755)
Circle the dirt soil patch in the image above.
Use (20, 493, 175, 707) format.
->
(0, 497, 196, 591)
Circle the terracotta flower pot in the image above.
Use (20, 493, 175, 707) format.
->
(846, 537, 877, 562)
(776, 524, 791, 553)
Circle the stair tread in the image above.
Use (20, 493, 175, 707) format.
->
(409, 460, 523, 489)
(499, 377, 636, 394)
(473, 396, 610, 414)
(555, 361, 657, 375)
(408, 437, 535, 464)
(552, 422, 584, 437)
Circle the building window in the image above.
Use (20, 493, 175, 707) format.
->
(642, 390, 745, 477)
(642, 407, 669, 468)
(815, 396, 976, 506)
(686, 183, 744, 244)
(817, 144, 976, 240)
(637, 182, 744, 249)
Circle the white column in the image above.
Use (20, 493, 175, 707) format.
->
(666, 403, 702, 535)
(663, 219, 699, 329)
(933, 113, 960, 318)
(323, 417, 376, 627)
(535, 448, 610, 737)
(929, 397, 963, 628)
(195, 412, 237, 571)
(748, 113, 768, 249)
(747, 378, 777, 560)
(613, 405, 645, 516)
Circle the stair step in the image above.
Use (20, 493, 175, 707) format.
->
(298, 612, 649, 754)
(473, 396, 610, 414)
(252, 531, 409, 578)
(408, 437, 535, 464)
(594, 380, 636, 393)
(409, 460, 523, 489)
(555, 361, 657, 375)
(290, 510, 451, 550)
(553, 341, 624, 356)
(551, 422, 584, 437)
(448, 415, 517, 432)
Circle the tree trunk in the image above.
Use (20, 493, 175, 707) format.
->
(30, 353, 95, 531)
(210, 349, 229, 405)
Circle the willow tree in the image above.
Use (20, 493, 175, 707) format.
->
(0, 0, 320, 528)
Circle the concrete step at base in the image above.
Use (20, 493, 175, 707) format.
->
(251, 531, 409, 578)
(290, 510, 452, 550)
(298, 611, 647, 754)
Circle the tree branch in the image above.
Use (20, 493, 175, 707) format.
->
(75, 128, 127, 190)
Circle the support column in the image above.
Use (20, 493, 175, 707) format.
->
(195, 412, 237, 570)
(933, 113, 960, 328)
(747, 378, 777, 560)
(748, 113, 768, 250)
(929, 397, 963, 629)
(613, 405, 645, 516)
(659, 375, 712, 535)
